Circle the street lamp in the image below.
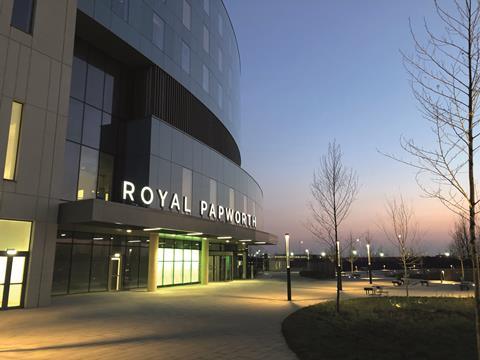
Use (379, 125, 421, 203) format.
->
(336, 240, 342, 291)
(305, 249, 310, 261)
(321, 251, 326, 257)
(352, 250, 358, 256)
(285, 233, 291, 301)
(366, 242, 372, 284)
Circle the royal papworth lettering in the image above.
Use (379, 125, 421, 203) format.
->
(122, 181, 256, 228)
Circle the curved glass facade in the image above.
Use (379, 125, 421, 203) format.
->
(77, 0, 241, 146)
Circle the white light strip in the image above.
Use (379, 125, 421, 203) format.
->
(128, 240, 141, 243)
(254, 241, 266, 244)
(93, 237, 104, 241)
(143, 227, 162, 231)
(217, 236, 232, 240)
(239, 239, 252, 242)
(187, 232, 203, 236)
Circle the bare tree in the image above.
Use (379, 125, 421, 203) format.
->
(307, 140, 359, 313)
(379, 195, 420, 297)
(382, 1, 480, 355)
(450, 218, 471, 280)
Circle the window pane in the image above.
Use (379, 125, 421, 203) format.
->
(10, 256, 25, 283)
(174, 261, 183, 284)
(202, 65, 209, 92)
(181, 41, 190, 73)
(103, 73, 114, 114)
(183, 261, 191, 283)
(71, 56, 87, 101)
(3, 102, 23, 180)
(138, 246, 149, 287)
(7, 284, 22, 307)
(82, 105, 102, 149)
(69, 243, 92, 293)
(85, 64, 104, 109)
(52, 243, 71, 295)
(67, 98, 83, 142)
(11, 0, 35, 34)
(203, 0, 209, 15)
(0, 257, 7, 284)
(61, 141, 80, 201)
(77, 146, 99, 200)
(191, 261, 199, 282)
(97, 152, 114, 201)
(0, 219, 31, 252)
(203, 26, 209, 53)
(153, 13, 164, 50)
(89, 245, 109, 291)
(182, 0, 191, 30)
(112, 0, 129, 21)
(163, 261, 173, 285)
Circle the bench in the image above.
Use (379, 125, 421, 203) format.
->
(420, 280, 429, 286)
(364, 287, 374, 295)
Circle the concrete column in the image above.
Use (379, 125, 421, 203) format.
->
(200, 238, 209, 285)
(147, 233, 159, 292)
(242, 251, 247, 279)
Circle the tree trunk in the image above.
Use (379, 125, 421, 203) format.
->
(460, 258, 465, 281)
(466, 6, 480, 357)
(350, 259, 354, 274)
(335, 240, 341, 313)
(404, 261, 409, 297)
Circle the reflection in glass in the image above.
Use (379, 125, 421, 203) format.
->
(97, 152, 114, 201)
(86, 64, 104, 109)
(77, 146, 99, 200)
(7, 284, 22, 307)
(62, 141, 80, 201)
(82, 105, 102, 149)
(69, 243, 92, 293)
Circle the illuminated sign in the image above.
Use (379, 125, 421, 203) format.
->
(122, 181, 256, 228)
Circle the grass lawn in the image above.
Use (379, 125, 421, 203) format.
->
(282, 297, 476, 360)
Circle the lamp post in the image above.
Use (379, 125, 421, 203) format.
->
(366, 242, 372, 284)
(336, 240, 342, 291)
(285, 233, 291, 301)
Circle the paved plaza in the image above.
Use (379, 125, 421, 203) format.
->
(0, 273, 473, 360)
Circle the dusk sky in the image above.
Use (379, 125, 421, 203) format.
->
(224, 0, 458, 255)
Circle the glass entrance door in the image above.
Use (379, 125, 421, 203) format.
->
(108, 256, 121, 291)
(0, 252, 28, 310)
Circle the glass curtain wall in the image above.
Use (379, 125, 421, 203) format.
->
(156, 238, 200, 287)
(62, 39, 128, 202)
(52, 231, 149, 295)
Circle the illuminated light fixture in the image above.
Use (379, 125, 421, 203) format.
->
(110, 237, 114, 240)
(187, 232, 203, 236)
(202, 237, 207, 240)
(93, 237, 104, 241)
(60, 233, 66, 237)
(217, 236, 232, 240)
(128, 240, 141, 243)
(114, 222, 123, 225)
(6, 249, 17, 256)
(254, 241, 266, 245)
(239, 239, 251, 242)
(113, 253, 121, 258)
(143, 227, 162, 232)
(225, 240, 230, 243)
(126, 229, 132, 233)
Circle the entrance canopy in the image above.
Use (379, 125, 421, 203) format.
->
(58, 199, 277, 245)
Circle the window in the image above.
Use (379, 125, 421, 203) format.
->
(203, 26, 209, 53)
(0, 219, 31, 251)
(77, 146, 99, 200)
(229, 188, 234, 209)
(97, 153, 114, 201)
(3, 102, 23, 180)
(218, 48, 223, 72)
(11, 0, 35, 34)
(182, 0, 191, 30)
(181, 41, 190, 73)
(202, 65, 209, 92)
(82, 105, 102, 149)
(67, 98, 83, 143)
(153, 13, 164, 50)
(203, 0, 209, 15)
(61, 141, 80, 201)
(218, 14, 224, 37)
(111, 0, 129, 21)
(210, 179, 217, 204)
(217, 83, 223, 109)
(182, 168, 192, 210)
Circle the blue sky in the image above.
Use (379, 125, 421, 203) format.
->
(224, 0, 457, 255)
